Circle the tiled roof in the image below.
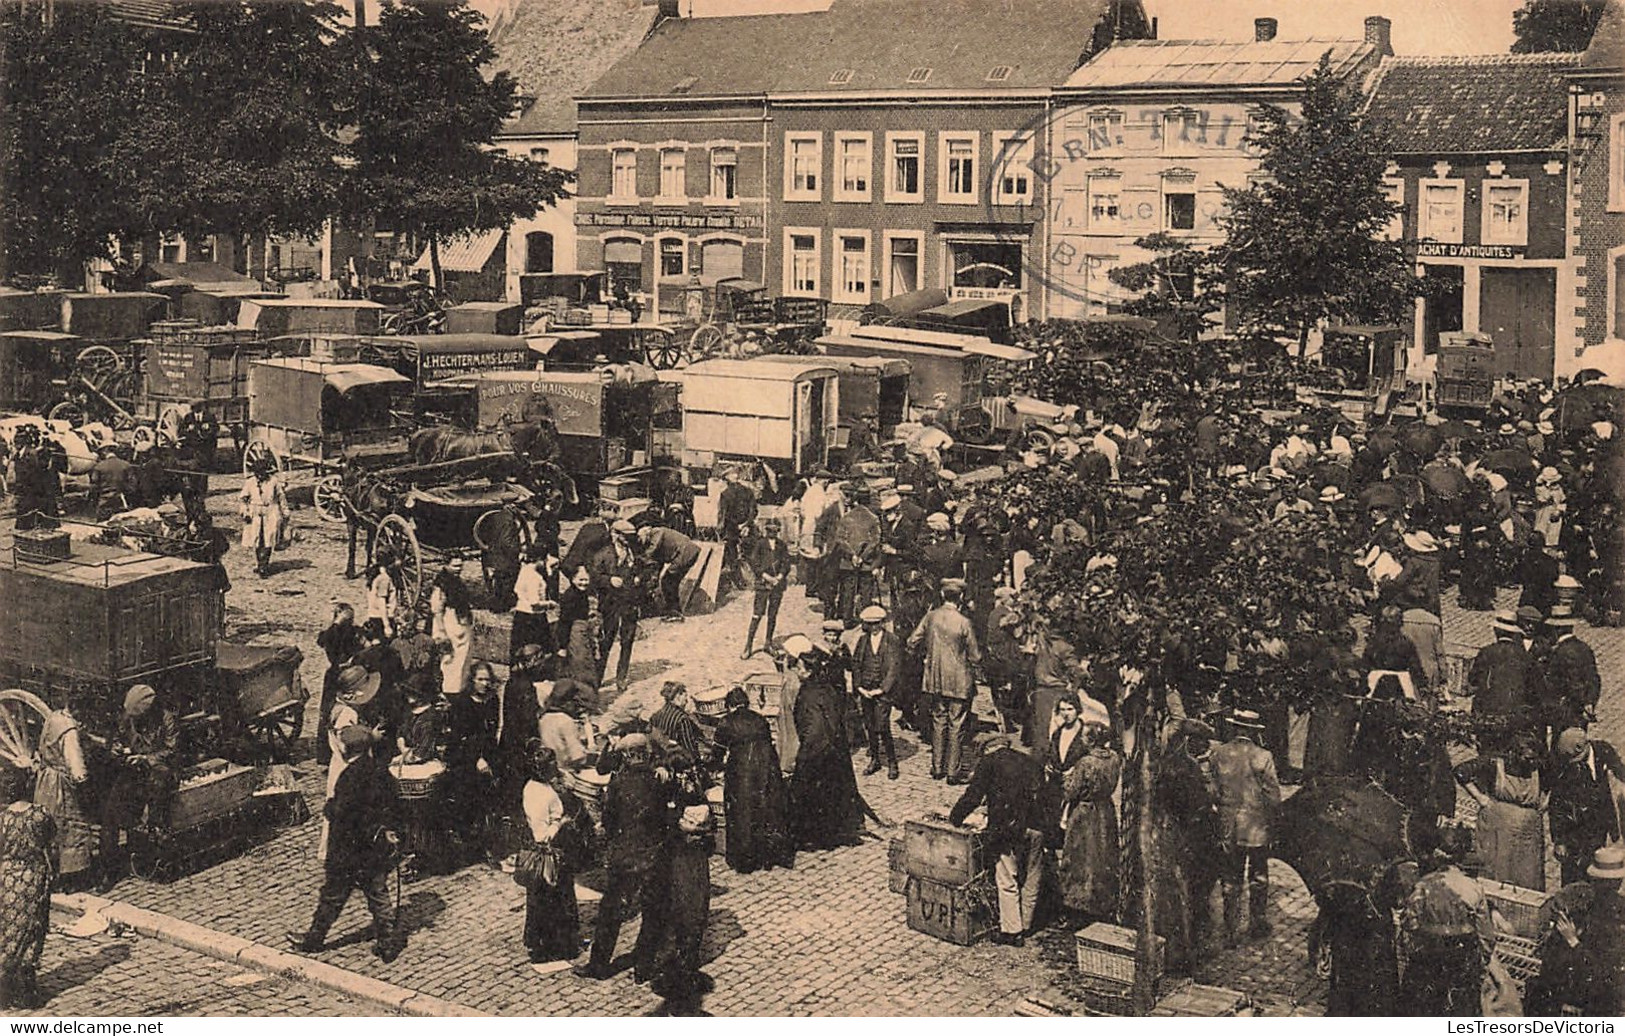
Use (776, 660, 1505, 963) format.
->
(582, 0, 1133, 99)
(1365, 53, 1580, 154)
(489, 0, 661, 135)
(1062, 37, 1374, 90)
(105, 0, 192, 32)
(1582, 0, 1623, 69)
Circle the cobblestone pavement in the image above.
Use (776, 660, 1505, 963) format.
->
(23, 925, 375, 1016)
(9, 478, 1625, 1015)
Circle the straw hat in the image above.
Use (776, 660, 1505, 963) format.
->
(1587, 845, 1625, 880)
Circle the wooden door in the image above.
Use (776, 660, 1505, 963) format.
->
(1478, 268, 1556, 381)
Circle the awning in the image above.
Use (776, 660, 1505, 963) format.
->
(919, 299, 1007, 319)
(413, 229, 505, 274)
(323, 366, 410, 395)
(867, 288, 948, 318)
(958, 339, 1036, 362)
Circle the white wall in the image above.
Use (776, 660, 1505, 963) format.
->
(496, 136, 579, 302)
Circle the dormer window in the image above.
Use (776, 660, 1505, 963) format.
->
(987, 65, 1012, 82)
(906, 67, 932, 84)
(829, 68, 854, 85)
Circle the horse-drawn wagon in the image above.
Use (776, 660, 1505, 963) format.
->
(0, 330, 141, 427)
(236, 297, 384, 338)
(243, 355, 413, 516)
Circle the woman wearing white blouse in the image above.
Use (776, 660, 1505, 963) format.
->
(520, 748, 580, 968)
(429, 573, 474, 697)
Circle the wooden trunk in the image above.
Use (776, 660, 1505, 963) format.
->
(903, 818, 982, 886)
(170, 761, 258, 831)
(905, 876, 993, 946)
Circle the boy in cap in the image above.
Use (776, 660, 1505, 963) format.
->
(850, 605, 901, 779)
(98, 685, 179, 889)
(742, 516, 791, 659)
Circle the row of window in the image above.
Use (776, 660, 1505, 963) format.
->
(1063, 108, 1269, 156)
(784, 130, 1033, 205)
(782, 229, 1026, 304)
(609, 146, 741, 204)
(1391, 177, 1531, 246)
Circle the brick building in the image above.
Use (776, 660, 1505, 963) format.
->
(1045, 17, 1388, 321)
(1365, 52, 1580, 381)
(1563, 0, 1625, 375)
(573, 0, 1149, 323)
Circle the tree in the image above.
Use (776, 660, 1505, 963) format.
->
(1512, 0, 1607, 52)
(1106, 232, 1225, 343)
(347, 0, 570, 286)
(1, 4, 146, 281)
(1217, 53, 1418, 356)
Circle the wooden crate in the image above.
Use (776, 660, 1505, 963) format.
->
(888, 836, 907, 894)
(1496, 934, 1540, 995)
(1152, 983, 1253, 1017)
(903, 819, 983, 886)
(1076, 923, 1165, 989)
(1481, 878, 1549, 939)
(905, 875, 993, 946)
(170, 761, 258, 831)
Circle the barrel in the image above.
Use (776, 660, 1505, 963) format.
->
(563, 767, 610, 825)
(707, 785, 726, 858)
(693, 686, 729, 723)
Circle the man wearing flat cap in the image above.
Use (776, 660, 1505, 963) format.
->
(98, 684, 179, 889)
(907, 580, 981, 783)
(289, 723, 402, 962)
(851, 605, 901, 779)
(579, 732, 670, 980)
(590, 519, 648, 692)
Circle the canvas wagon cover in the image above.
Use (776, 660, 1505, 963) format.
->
(249, 357, 407, 431)
(59, 292, 167, 340)
(238, 298, 383, 336)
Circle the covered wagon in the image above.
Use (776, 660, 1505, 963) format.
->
(236, 297, 384, 337)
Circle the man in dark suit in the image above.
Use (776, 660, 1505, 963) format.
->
(850, 605, 901, 779)
(947, 735, 1044, 945)
(1467, 612, 1542, 748)
(591, 519, 648, 692)
(878, 491, 919, 602)
(288, 725, 403, 962)
(579, 734, 672, 981)
(742, 517, 791, 659)
(716, 468, 757, 591)
(1547, 728, 1625, 886)
(1541, 610, 1601, 737)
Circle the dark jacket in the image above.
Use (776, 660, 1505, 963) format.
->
(601, 763, 670, 866)
(746, 534, 791, 585)
(590, 541, 646, 617)
(849, 628, 900, 697)
(948, 746, 1044, 853)
(718, 483, 757, 534)
(1547, 740, 1625, 855)
(324, 752, 401, 876)
(1544, 635, 1601, 722)
(1468, 639, 1539, 718)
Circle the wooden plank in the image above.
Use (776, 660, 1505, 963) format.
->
(679, 540, 724, 616)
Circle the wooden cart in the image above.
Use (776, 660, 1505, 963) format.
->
(358, 333, 541, 392)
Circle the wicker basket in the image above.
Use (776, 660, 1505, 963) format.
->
(1481, 878, 1549, 940)
(1496, 934, 1541, 994)
(1077, 977, 1137, 1017)
(1076, 923, 1165, 988)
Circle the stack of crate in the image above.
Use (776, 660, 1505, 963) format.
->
(1074, 922, 1166, 1016)
(901, 819, 992, 945)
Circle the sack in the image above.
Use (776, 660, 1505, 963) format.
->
(1481, 953, 1522, 1017)
(513, 845, 558, 888)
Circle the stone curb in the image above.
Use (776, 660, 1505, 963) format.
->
(51, 892, 489, 1018)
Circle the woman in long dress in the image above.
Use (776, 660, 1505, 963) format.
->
(32, 709, 92, 886)
(0, 769, 56, 1009)
(789, 650, 863, 850)
(557, 566, 600, 691)
(430, 572, 474, 698)
(1454, 736, 1547, 890)
(1056, 722, 1122, 920)
(520, 748, 581, 968)
(711, 686, 793, 873)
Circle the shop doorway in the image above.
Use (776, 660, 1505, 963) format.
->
(1479, 267, 1556, 380)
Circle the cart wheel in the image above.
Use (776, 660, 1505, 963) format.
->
(130, 424, 159, 454)
(157, 405, 186, 447)
(688, 323, 724, 360)
(242, 439, 281, 477)
(46, 399, 86, 426)
(251, 705, 303, 763)
(313, 475, 347, 524)
(375, 513, 423, 609)
(74, 345, 124, 387)
(643, 329, 689, 370)
(0, 689, 52, 771)
(1023, 428, 1057, 453)
(956, 405, 995, 445)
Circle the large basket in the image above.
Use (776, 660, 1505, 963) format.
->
(1076, 923, 1165, 988)
(1481, 878, 1549, 940)
(392, 759, 446, 801)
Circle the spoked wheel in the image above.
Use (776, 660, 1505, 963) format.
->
(241, 439, 281, 477)
(248, 703, 303, 763)
(472, 507, 532, 595)
(0, 689, 52, 771)
(74, 345, 124, 387)
(313, 474, 347, 524)
(688, 323, 724, 361)
(642, 328, 690, 370)
(374, 513, 423, 608)
(1023, 427, 1057, 453)
(955, 404, 995, 445)
(130, 424, 159, 454)
(157, 405, 186, 447)
(46, 399, 86, 426)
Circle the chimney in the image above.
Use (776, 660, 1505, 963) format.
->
(1254, 17, 1278, 42)
(1364, 15, 1392, 56)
